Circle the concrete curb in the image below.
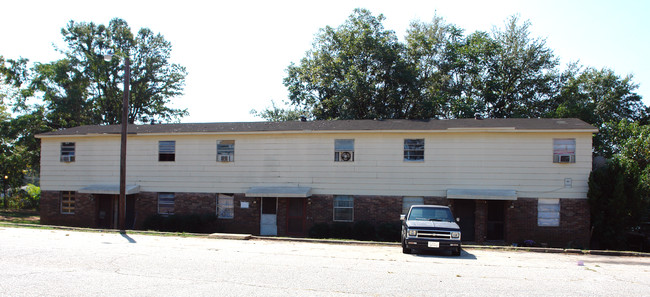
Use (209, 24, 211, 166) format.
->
(208, 233, 252, 240)
(2, 222, 649, 257)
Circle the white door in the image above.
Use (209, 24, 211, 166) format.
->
(260, 197, 277, 236)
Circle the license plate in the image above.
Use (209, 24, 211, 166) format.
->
(427, 241, 440, 248)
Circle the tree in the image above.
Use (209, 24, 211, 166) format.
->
(588, 122, 650, 250)
(0, 19, 188, 182)
(547, 67, 647, 156)
(250, 100, 308, 122)
(405, 15, 472, 118)
(283, 8, 418, 120)
(479, 15, 558, 118)
(32, 18, 188, 126)
(272, 11, 564, 122)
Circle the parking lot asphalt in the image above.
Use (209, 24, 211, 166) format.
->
(1, 226, 649, 296)
(4, 222, 649, 257)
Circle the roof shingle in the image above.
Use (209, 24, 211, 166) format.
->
(37, 118, 597, 137)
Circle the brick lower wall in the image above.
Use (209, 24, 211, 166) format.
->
(507, 198, 590, 248)
(218, 194, 260, 234)
(41, 191, 96, 228)
(40, 190, 591, 247)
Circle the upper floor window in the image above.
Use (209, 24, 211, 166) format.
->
(61, 191, 75, 214)
(553, 139, 575, 163)
(60, 142, 75, 162)
(158, 193, 175, 214)
(159, 141, 176, 162)
(404, 139, 424, 161)
(217, 140, 235, 162)
(334, 139, 354, 162)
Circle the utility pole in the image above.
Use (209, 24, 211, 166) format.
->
(104, 52, 130, 230)
(3, 175, 8, 209)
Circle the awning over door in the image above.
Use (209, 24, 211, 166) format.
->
(447, 189, 517, 200)
(245, 186, 312, 198)
(78, 184, 141, 195)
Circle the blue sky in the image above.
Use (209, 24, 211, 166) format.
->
(2, 0, 648, 123)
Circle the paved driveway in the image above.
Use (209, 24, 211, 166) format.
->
(0, 227, 648, 296)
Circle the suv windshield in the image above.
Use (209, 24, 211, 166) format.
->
(408, 207, 454, 222)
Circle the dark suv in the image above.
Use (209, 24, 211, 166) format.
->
(401, 205, 462, 256)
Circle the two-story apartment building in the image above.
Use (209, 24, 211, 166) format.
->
(36, 118, 597, 247)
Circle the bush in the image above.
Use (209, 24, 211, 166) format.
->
(376, 221, 401, 242)
(142, 213, 218, 233)
(6, 184, 40, 210)
(352, 221, 376, 241)
(330, 222, 353, 239)
(308, 222, 331, 239)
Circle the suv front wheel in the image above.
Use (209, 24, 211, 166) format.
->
(452, 248, 461, 256)
(401, 241, 411, 254)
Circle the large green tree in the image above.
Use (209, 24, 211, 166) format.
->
(482, 16, 558, 118)
(1, 19, 188, 184)
(546, 67, 647, 156)
(30, 18, 188, 127)
(268, 11, 563, 122)
(588, 121, 650, 250)
(283, 8, 418, 120)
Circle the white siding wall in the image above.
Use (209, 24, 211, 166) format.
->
(40, 131, 593, 199)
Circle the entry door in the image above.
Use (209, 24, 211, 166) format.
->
(486, 200, 505, 240)
(287, 199, 306, 235)
(260, 197, 278, 236)
(97, 195, 115, 229)
(453, 200, 476, 242)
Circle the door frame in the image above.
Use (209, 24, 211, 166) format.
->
(286, 198, 307, 236)
(96, 194, 117, 229)
(260, 197, 278, 236)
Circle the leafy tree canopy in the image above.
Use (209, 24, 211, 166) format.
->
(258, 8, 648, 161)
(1, 18, 188, 187)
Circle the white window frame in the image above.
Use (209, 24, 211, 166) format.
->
(553, 139, 576, 163)
(60, 142, 75, 162)
(333, 195, 354, 222)
(404, 139, 425, 162)
(334, 139, 355, 162)
(158, 141, 176, 162)
(217, 140, 235, 162)
(60, 191, 75, 214)
(217, 194, 234, 219)
(538, 198, 560, 227)
(402, 197, 424, 214)
(158, 193, 175, 215)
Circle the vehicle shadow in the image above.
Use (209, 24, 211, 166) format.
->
(411, 249, 477, 260)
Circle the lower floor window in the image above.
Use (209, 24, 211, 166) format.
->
(217, 194, 234, 219)
(538, 198, 560, 226)
(402, 197, 424, 214)
(61, 191, 75, 214)
(333, 195, 354, 222)
(158, 193, 175, 214)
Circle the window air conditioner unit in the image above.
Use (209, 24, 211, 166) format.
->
(554, 154, 575, 163)
(61, 155, 75, 162)
(219, 154, 233, 162)
(337, 151, 354, 162)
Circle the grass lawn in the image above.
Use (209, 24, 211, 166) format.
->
(0, 210, 40, 224)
